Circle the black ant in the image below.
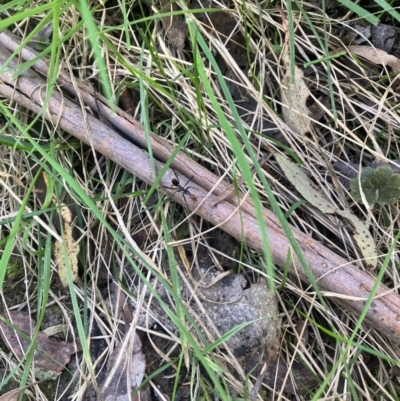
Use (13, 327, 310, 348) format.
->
(163, 170, 198, 207)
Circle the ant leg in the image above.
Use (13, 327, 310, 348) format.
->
(182, 193, 190, 210)
(182, 175, 194, 188)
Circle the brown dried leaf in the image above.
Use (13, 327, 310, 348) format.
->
(0, 311, 79, 379)
(276, 154, 336, 214)
(0, 383, 40, 401)
(349, 45, 400, 73)
(276, 154, 378, 268)
(281, 49, 311, 134)
(390, 365, 400, 377)
(101, 332, 146, 401)
(295, 320, 309, 349)
(337, 209, 378, 268)
(202, 11, 248, 68)
(242, 352, 318, 395)
(159, 0, 187, 50)
(53, 202, 79, 287)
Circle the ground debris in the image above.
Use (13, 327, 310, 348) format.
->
(159, 0, 188, 50)
(130, 259, 316, 394)
(99, 288, 147, 401)
(0, 381, 43, 401)
(349, 45, 400, 73)
(0, 311, 79, 380)
(101, 332, 146, 401)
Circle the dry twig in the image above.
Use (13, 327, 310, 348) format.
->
(0, 32, 400, 346)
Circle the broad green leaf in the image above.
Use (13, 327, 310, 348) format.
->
(350, 165, 400, 206)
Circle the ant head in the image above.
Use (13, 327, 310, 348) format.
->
(172, 178, 180, 186)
